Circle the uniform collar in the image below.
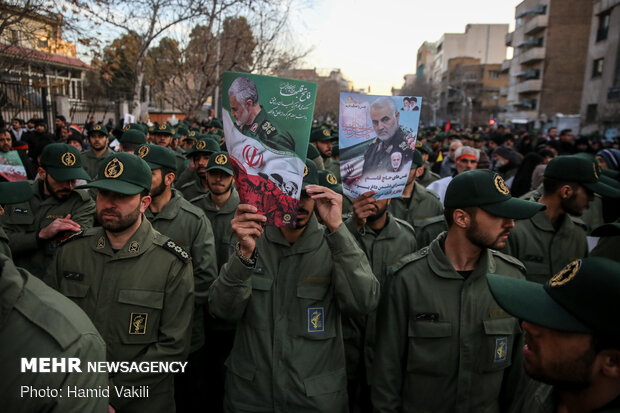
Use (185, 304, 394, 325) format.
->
(360, 213, 401, 241)
(427, 231, 494, 280)
(84, 147, 113, 159)
(145, 189, 182, 221)
(201, 187, 239, 214)
(412, 181, 426, 201)
(90, 216, 154, 258)
(530, 210, 568, 232)
(242, 106, 267, 133)
(264, 214, 324, 256)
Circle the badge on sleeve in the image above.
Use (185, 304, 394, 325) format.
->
(307, 307, 324, 333)
(494, 337, 507, 363)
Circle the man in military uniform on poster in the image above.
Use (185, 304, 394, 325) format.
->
(47, 152, 194, 413)
(362, 97, 414, 176)
(81, 124, 115, 179)
(1, 143, 94, 278)
(504, 155, 620, 284)
(388, 149, 444, 246)
(208, 159, 380, 412)
(343, 188, 417, 412)
(487, 257, 620, 413)
(372, 169, 545, 412)
(136, 144, 218, 412)
(228, 76, 296, 153)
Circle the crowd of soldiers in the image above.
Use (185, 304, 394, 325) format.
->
(1, 113, 620, 413)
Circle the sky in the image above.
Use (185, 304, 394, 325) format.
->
(291, 0, 522, 95)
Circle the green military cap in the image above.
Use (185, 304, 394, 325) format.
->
(120, 129, 147, 145)
(302, 158, 319, 189)
(591, 222, 620, 237)
(307, 143, 321, 160)
(310, 125, 334, 143)
(318, 170, 342, 194)
(211, 119, 223, 129)
(148, 125, 155, 133)
(184, 130, 199, 141)
(445, 169, 545, 219)
(122, 123, 142, 132)
(544, 155, 620, 198)
(411, 149, 424, 168)
(186, 137, 220, 157)
(206, 151, 233, 176)
(77, 152, 151, 195)
(602, 168, 620, 179)
(415, 141, 433, 156)
(487, 258, 620, 338)
(0, 181, 33, 204)
(40, 143, 91, 181)
(176, 125, 189, 136)
(88, 124, 108, 136)
(152, 123, 174, 135)
(135, 144, 177, 170)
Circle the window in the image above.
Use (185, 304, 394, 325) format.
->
(597, 11, 610, 42)
(586, 104, 598, 123)
(593, 58, 604, 78)
(489, 70, 500, 79)
(37, 37, 48, 49)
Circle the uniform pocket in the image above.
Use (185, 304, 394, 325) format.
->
(479, 318, 519, 372)
(291, 284, 337, 340)
(303, 367, 347, 397)
(117, 289, 164, 344)
(244, 276, 273, 329)
(407, 321, 453, 376)
(59, 281, 89, 298)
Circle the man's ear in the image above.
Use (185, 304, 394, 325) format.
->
(559, 184, 574, 200)
(165, 172, 175, 186)
(600, 350, 620, 379)
(453, 208, 471, 229)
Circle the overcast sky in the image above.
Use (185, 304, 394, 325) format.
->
(292, 0, 522, 94)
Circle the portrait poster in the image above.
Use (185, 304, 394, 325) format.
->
(339, 93, 422, 199)
(222, 71, 317, 227)
(0, 150, 27, 181)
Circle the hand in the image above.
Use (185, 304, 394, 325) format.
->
(38, 214, 81, 240)
(231, 204, 266, 257)
(108, 405, 116, 413)
(305, 185, 343, 232)
(352, 191, 378, 229)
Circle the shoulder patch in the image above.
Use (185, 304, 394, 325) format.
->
(568, 215, 588, 231)
(491, 249, 526, 273)
(415, 215, 447, 228)
(75, 188, 92, 201)
(179, 198, 205, 218)
(160, 238, 192, 263)
(390, 247, 430, 274)
(260, 119, 277, 138)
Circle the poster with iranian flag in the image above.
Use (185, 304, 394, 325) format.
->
(222, 71, 317, 227)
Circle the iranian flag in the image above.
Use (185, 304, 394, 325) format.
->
(223, 111, 305, 227)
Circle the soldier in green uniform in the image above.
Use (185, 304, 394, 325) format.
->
(80, 124, 115, 179)
(48, 152, 194, 413)
(372, 169, 545, 412)
(311, 125, 339, 178)
(0, 254, 109, 412)
(119, 129, 147, 153)
(151, 123, 186, 179)
(208, 159, 379, 412)
(387, 149, 443, 245)
(504, 156, 620, 284)
(307, 142, 324, 170)
(1, 143, 94, 278)
(590, 221, 620, 262)
(487, 258, 620, 413)
(0, 181, 33, 257)
(136, 144, 218, 411)
(228, 76, 296, 152)
(178, 137, 221, 200)
(189, 151, 239, 413)
(343, 189, 417, 412)
(415, 141, 441, 187)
